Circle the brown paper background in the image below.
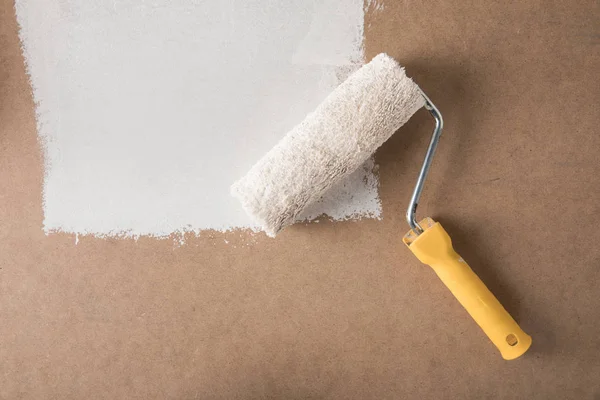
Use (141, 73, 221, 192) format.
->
(1, 0, 599, 398)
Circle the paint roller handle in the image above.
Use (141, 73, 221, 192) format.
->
(404, 220, 532, 360)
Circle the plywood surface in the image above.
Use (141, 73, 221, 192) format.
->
(1, 0, 599, 398)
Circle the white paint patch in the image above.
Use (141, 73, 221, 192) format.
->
(16, 0, 383, 237)
(366, 0, 386, 12)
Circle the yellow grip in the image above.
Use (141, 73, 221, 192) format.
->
(403, 218, 531, 360)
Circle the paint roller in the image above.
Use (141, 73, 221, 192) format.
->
(231, 53, 532, 360)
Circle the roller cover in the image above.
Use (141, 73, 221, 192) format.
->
(231, 53, 425, 237)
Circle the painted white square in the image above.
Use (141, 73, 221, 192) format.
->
(16, 0, 381, 237)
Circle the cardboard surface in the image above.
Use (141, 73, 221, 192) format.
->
(1, 0, 599, 398)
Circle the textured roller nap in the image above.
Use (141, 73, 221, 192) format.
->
(231, 53, 425, 237)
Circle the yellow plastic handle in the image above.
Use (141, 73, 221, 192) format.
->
(403, 218, 532, 360)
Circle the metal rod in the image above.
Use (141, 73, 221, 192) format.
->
(405, 91, 444, 234)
